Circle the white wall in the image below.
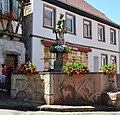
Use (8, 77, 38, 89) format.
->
(32, 0, 120, 73)
(32, 37, 44, 71)
(89, 48, 120, 73)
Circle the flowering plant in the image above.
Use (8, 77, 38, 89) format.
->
(63, 62, 90, 76)
(50, 45, 70, 53)
(16, 62, 36, 75)
(99, 64, 116, 77)
(1, 11, 15, 20)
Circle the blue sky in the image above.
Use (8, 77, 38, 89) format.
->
(84, 0, 120, 25)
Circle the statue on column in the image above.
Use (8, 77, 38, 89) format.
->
(54, 14, 66, 43)
(50, 14, 69, 72)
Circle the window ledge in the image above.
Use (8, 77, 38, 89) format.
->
(67, 31, 76, 35)
(43, 25, 54, 30)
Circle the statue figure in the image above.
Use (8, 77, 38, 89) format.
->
(52, 14, 67, 72)
(54, 14, 66, 40)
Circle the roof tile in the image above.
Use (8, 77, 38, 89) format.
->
(59, 0, 111, 21)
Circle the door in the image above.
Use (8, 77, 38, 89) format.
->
(6, 54, 18, 69)
(94, 56, 99, 72)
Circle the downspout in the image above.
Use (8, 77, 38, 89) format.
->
(21, 0, 25, 41)
(119, 29, 120, 74)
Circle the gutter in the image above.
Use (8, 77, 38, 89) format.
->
(42, 0, 120, 29)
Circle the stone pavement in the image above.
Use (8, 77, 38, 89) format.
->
(0, 98, 42, 111)
(0, 98, 119, 112)
(39, 105, 117, 112)
(0, 109, 120, 115)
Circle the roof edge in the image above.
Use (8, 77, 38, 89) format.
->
(42, 0, 120, 29)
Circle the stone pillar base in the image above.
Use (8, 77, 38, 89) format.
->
(101, 91, 120, 109)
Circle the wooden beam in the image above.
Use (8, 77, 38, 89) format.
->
(0, 31, 22, 38)
(15, 2, 23, 33)
(17, 0, 30, 3)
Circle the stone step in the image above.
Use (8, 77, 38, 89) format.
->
(0, 98, 44, 111)
(39, 105, 116, 112)
(0, 97, 117, 112)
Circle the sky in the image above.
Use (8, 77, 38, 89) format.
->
(84, 0, 120, 25)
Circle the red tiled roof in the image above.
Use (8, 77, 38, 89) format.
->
(59, 0, 111, 22)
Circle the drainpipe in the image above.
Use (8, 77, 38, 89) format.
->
(119, 29, 120, 74)
(21, 0, 25, 41)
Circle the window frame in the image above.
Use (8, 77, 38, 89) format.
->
(98, 24, 105, 42)
(0, 0, 10, 14)
(101, 54, 108, 66)
(110, 28, 116, 45)
(66, 12, 76, 35)
(110, 55, 117, 64)
(83, 19, 92, 39)
(43, 4, 56, 29)
(12, 0, 19, 19)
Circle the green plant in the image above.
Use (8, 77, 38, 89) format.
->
(99, 64, 116, 77)
(16, 62, 36, 75)
(50, 45, 70, 53)
(63, 62, 90, 76)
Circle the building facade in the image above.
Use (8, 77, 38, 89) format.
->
(0, 0, 29, 74)
(24, 0, 120, 73)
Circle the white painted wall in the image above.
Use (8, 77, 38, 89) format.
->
(31, 37, 44, 71)
(31, 0, 120, 73)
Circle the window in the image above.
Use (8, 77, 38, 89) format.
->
(101, 54, 107, 66)
(83, 19, 92, 38)
(12, 0, 19, 19)
(43, 5, 55, 28)
(111, 55, 116, 64)
(0, 0, 2, 13)
(66, 13, 76, 34)
(0, 0, 9, 14)
(98, 24, 105, 42)
(110, 29, 116, 45)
